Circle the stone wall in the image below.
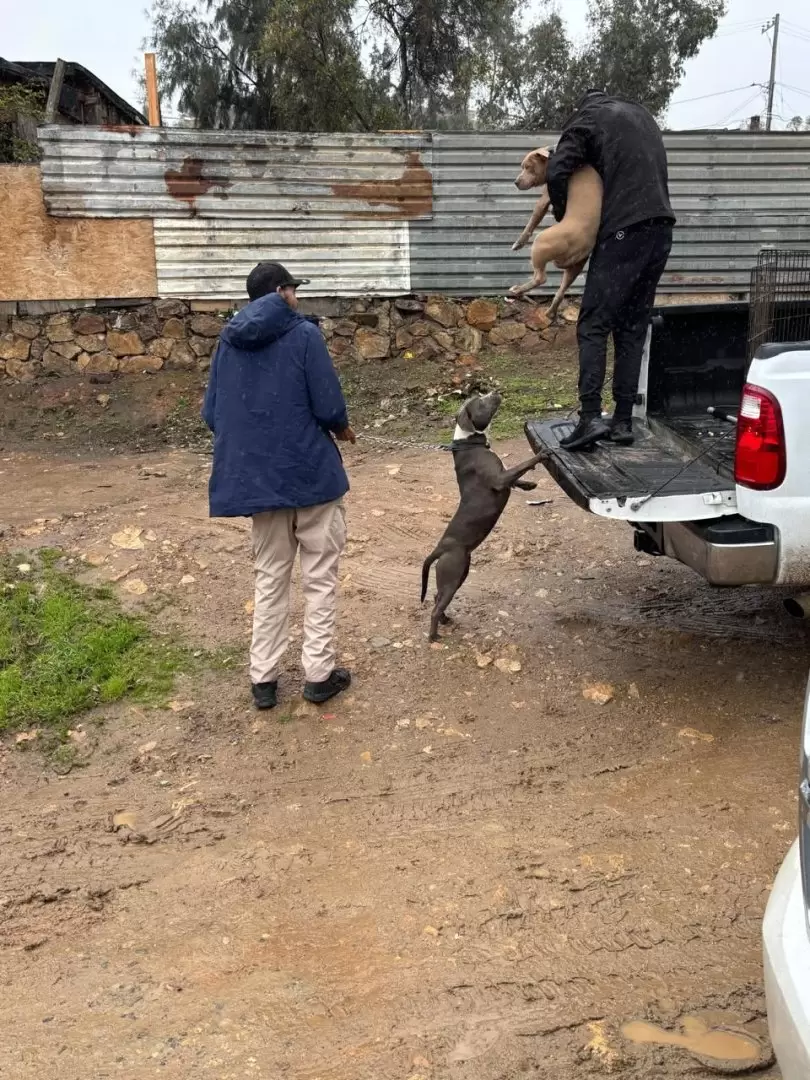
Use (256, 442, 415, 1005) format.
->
(0, 300, 223, 383)
(0, 295, 577, 382)
(316, 295, 576, 365)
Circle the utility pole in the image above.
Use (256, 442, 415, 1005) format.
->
(764, 13, 780, 132)
(144, 53, 162, 127)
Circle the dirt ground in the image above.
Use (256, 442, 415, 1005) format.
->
(0, 375, 805, 1078)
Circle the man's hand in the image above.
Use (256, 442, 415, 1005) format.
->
(335, 426, 356, 444)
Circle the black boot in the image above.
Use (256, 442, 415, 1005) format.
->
(251, 680, 278, 710)
(303, 668, 352, 704)
(559, 414, 610, 451)
(609, 417, 634, 445)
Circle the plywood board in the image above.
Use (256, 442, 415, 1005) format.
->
(0, 166, 157, 301)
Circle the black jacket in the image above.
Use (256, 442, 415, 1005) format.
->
(546, 92, 675, 242)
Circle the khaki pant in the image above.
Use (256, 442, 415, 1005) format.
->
(250, 499, 346, 686)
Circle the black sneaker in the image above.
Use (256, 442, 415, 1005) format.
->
(609, 418, 634, 445)
(251, 680, 278, 710)
(303, 668, 352, 704)
(559, 415, 610, 451)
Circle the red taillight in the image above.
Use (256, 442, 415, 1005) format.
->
(734, 384, 786, 491)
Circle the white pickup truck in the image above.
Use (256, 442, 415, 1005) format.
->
(525, 253, 810, 607)
(763, 674, 810, 1077)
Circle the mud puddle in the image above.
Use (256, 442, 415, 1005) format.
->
(622, 1015, 770, 1071)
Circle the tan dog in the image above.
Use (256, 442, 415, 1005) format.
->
(510, 146, 603, 316)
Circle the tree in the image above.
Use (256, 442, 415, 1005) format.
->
(147, 0, 390, 131)
(262, 0, 397, 130)
(475, 10, 573, 130)
(146, 0, 727, 131)
(482, 0, 727, 129)
(0, 84, 45, 163)
(364, 0, 520, 127)
(148, 0, 277, 129)
(573, 0, 727, 120)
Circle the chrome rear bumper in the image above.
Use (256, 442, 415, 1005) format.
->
(662, 519, 778, 586)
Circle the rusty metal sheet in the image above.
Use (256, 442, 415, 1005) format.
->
(38, 126, 433, 221)
(38, 126, 429, 297)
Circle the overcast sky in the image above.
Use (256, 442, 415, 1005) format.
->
(1, 0, 809, 129)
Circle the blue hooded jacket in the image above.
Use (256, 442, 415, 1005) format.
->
(202, 294, 350, 517)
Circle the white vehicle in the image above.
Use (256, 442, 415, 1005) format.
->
(525, 251, 810, 603)
(762, 676, 810, 1077)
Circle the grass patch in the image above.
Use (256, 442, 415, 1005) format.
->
(427, 349, 580, 439)
(0, 552, 187, 733)
(483, 351, 580, 437)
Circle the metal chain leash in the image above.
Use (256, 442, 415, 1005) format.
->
(355, 432, 452, 452)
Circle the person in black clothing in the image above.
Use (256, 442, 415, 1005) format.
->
(546, 90, 675, 450)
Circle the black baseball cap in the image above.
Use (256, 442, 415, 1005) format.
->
(246, 261, 311, 301)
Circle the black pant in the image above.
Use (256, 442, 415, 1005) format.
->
(577, 219, 673, 418)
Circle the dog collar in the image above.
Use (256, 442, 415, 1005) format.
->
(450, 432, 490, 450)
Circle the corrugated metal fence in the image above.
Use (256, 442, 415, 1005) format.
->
(411, 131, 810, 294)
(37, 126, 810, 300)
(38, 127, 431, 298)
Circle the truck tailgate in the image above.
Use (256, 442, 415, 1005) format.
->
(525, 418, 737, 523)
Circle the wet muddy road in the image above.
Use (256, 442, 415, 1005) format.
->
(0, 439, 802, 1078)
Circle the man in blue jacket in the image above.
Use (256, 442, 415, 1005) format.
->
(202, 261, 355, 710)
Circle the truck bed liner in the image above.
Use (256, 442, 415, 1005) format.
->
(665, 416, 736, 478)
(526, 417, 734, 511)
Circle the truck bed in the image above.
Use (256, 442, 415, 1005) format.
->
(526, 304, 747, 514)
(665, 415, 736, 477)
(526, 416, 734, 511)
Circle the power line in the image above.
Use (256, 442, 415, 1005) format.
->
(724, 17, 772, 28)
(704, 88, 764, 128)
(669, 82, 759, 107)
(781, 27, 810, 46)
(778, 81, 810, 100)
(780, 96, 807, 117)
(715, 18, 772, 33)
(714, 25, 764, 38)
(782, 18, 810, 36)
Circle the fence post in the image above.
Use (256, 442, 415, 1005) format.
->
(44, 58, 66, 124)
(144, 53, 161, 127)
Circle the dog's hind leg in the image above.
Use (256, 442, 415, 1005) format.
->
(509, 270, 546, 297)
(437, 551, 471, 624)
(546, 276, 571, 321)
(547, 261, 586, 320)
(421, 547, 442, 602)
(429, 549, 469, 641)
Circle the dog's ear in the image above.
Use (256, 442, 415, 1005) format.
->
(465, 393, 501, 432)
(455, 398, 477, 433)
(529, 146, 551, 163)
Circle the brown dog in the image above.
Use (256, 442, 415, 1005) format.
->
(510, 146, 603, 315)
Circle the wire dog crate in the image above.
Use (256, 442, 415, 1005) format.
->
(747, 248, 810, 366)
